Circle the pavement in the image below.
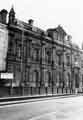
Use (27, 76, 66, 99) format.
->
(0, 94, 83, 120)
(0, 93, 82, 106)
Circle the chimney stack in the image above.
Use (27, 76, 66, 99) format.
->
(28, 19, 34, 26)
(67, 35, 72, 41)
(0, 9, 8, 24)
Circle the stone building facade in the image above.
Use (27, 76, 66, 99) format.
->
(0, 7, 83, 96)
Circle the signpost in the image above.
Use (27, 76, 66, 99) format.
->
(0, 73, 13, 95)
(0, 73, 13, 79)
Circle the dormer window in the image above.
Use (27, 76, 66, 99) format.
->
(53, 32, 58, 40)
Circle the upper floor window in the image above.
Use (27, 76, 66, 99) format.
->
(8, 41, 16, 55)
(15, 64, 20, 72)
(8, 64, 13, 72)
(57, 55, 62, 65)
(46, 48, 52, 64)
(66, 55, 70, 66)
(33, 48, 40, 61)
(74, 56, 77, 62)
(17, 47, 21, 58)
(27, 41, 31, 57)
(16, 44, 21, 59)
(23, 46, 26, 57)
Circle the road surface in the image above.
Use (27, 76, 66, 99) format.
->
(0, 95, 83, 120)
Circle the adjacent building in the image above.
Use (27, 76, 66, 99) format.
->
(0, 7, 83, 96)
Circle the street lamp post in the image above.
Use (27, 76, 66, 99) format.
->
(52, 38, 54, 95)
(62, 37, 65, 93)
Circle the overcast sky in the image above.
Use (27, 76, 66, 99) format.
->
(0, 0, 83, 48)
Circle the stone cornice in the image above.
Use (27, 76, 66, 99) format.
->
(7, 24, 81, 53)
